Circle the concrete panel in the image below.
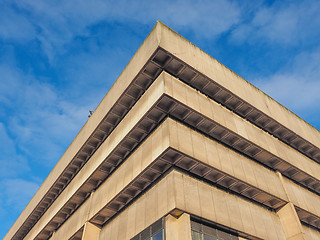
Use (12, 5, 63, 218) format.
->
(156, 21, 320, 161)
(13, 70, 320, 239)
(98, 173, 176, 240)
(284, 177, 320, 219)
(26, 116, 292, 239)
(8, 22, 320, 240)
(51, 120, 173, 239)
(82, 222, 100, 240)
(173, 171, 287, 240)
(96, 170, 287, 240)
(166, 213, 192, 240)
(51, 117, 289, 240)
(277, 203, 306, 240)
(51, 198, 90, 240)
(23, 72, 168, 240)
(162, 72, 320, 183)
(302, 225, 320, 240)
(168, 117, 287, 202)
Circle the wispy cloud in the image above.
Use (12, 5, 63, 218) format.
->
(0, 61, 92, 237)
(0, 0, 319, 196)
(0, 123, 29, 177)
(0, 4, 36, 41)
(0, 63, 90, 168)
(0, 177, 40, 237)
(3, 0, 242, 61)
(252, 46, 320, 126)
(0, 178, 39, 210)
(1, 0, 320, 238)
(231, 0, 320, 46)
(0, 2, 244, 235)
(254, 74, 320, 110)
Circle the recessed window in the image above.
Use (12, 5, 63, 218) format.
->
(191, 220, 238, 240)
(151, 230, 163, 240)
(131, 218, 165, 240)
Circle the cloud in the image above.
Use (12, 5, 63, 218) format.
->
(1, 0, 319, 182)
(0, 3, 36, 41)
(0, 63, 90, 168)
(150, 0, 242, 38)
(254, 74, 320, 110)
(0, 178, 39, 210)
(231, 0, 320, 46)
(0, 123, 30, 177)
(0, 178, 39, 239)
(252, 47, 320, 115)
(0, 61, 95, 238)
(3, 0, 242, 61)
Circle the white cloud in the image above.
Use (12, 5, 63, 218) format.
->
(252, 47, 320, 113)
(0, 3, 36, 41)
(0, 178, 39, 210)
(0, 64, 90, 167)
(0, 123, 30, 177)
(3, 0, 242, 61)
(5, 0, 320, 60)
(254, 74, 320, 110)
(1, 0, 319, 175)
(231, 0, 320, 46)
(151, 0, 241, 38)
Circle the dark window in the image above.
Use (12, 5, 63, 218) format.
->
(131, 218, 165, 240)
(152, 230, 163, 240)
(191, 220, 238, 240)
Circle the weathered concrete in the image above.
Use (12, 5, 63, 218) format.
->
(5, 22, 320, 240)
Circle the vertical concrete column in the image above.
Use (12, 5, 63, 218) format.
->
(277, 203, 306, 240)
(276, 172, 306, 240)
(81, 191, 100, 240)
(165, 212, 192, 240)
(82, 222, 100, 240)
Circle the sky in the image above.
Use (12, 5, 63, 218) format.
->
(1, 0, 320, 238)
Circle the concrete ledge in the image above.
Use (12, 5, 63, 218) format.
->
(22, 71, 320, 239)
(156, 22, 320, 161)
(51, 118, 287, 240)
(95, 170, 287, 240)
(8, 22, 320, 240)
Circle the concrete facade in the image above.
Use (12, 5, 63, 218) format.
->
(5, 22, 320, 240)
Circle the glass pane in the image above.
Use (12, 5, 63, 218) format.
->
(132, 236, 140, 240)
(216, 229, 231, 240)
(152, 230, 163, 240)
(204, 234, 218, 240)
(203, 225, 217, 237)
(151, 219, 163, 235)
(141, 228, 151, 240)
(191, 230, 202, 240)
(191, 221, 202, 232)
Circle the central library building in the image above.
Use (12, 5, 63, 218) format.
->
(5, 22, 320, 240)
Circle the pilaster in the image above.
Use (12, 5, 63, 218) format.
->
(165, 212, 192, 240)
(82, 222, 100, 240)
(276, 172, 306, 240)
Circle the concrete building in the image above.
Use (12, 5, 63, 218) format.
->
(5, 22, 320, 240)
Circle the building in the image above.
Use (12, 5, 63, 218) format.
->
(5, 21, 320, 240)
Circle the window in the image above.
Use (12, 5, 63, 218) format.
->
(191, 220, 238, 240)
(131, 218, 165, 240)
(150, 230, 163, 240)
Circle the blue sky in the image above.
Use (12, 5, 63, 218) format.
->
(1, 0, 320, 237)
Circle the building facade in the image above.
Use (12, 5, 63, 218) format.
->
(5, 22, 320, 240)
